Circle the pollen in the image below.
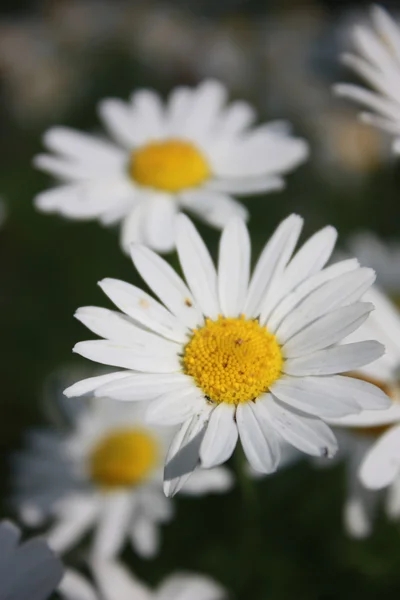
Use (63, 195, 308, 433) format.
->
(90, 428, 157, 489)
(130, 139, 211, 192)
(183, 315, 283, 405)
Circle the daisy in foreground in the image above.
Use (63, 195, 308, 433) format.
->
(66, 214, 390, 495)
(327, 286, 400, 537)
(12, 397, 232, 559)
(60, 560, 225, 600)
(334, 5, 400, 154)
(0, 520, 64, 600)
(34, 79, 308, 253)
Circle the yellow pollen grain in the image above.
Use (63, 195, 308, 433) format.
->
(130, 139, 211, 192)
(183, 315, 283, 405)
(90, 428, 157, 489)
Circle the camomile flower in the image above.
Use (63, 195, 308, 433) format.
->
(334, 5, 400, 154)
(326, 286, 400, 537)
(33, 79, 308, 253)
(59, 560, 225, 600)
(11, 397, 232, 559)
(65, 213, 389, 496)
(0, 520, 64, 600)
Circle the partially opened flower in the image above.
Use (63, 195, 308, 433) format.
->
(327, 286, 400, 537)
(66, 214, 389, 495)
(59, 560, 225, 600)
(334, 5, 400, 154)
(0, 520, 64, 600)
(34, 79, 308, 253)
(11, 397, 232, 559)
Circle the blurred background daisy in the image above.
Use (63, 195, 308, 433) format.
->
(3, 1, 400, 599)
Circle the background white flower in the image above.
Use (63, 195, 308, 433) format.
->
(59, 560, 225, 600)
(34, 79, 308, 253)
(334, 5, 400, 154)
(326, 286, 400, 537)
(11, 397, 232, 560)
(0, 520, 64, 600)
(65, 214, 389, 495)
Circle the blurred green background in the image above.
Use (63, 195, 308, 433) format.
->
(2, 0, 400, 598)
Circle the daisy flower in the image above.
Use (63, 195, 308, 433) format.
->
(0, 520, 64, 600)
(334, 5, 400, 154)
(326, 286, 400, 537)
(11, 397, 232, 559)
(59, 560, 225, 600)
(65, 213, 389, 495)
(34, 79, 308, 253)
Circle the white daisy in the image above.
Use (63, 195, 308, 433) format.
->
(59, 560, 225, 600)
(334, 5, 400, 154)
(65, 213, 389, 495)
(33, 79, 308, 253)
(0, 520, 64, 600)
(346, 231, 400, 297)
(326, 286, 400, 537)
(12, 397, 232, 560)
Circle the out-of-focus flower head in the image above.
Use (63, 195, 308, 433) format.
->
(11, 394, 232, 560)
(34, 79, 308, 253)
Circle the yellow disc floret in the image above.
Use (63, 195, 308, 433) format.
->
(130, 139, 211, 192)
(183, 316, 283, 405)
(90, 428, 157, 489)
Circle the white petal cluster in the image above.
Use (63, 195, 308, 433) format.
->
(334, 5, 400, 154)
(66, 214, 389, 495)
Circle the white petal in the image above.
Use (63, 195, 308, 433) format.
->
(146, 386, 205, 426)
(34, 154, 103, 181)
(73, 340, 180, 373)
(236, 401, 281, 473)
(47, 496, 99, 553)
(165, 86, 193, 135)
(164, 407, 213, 497)
(43, 126, 125, 166)
(59, 571, 97, 600)
(94, 372, 192, 402)
(180, 190, 249, 229)
(271, 376, 361, 418)
(267, 397, 338, 458)
(334, 84, 400, 123)
(344, 496, 372, 539)
(385, 476, 400, 519)
(131, 245, 203, 329)
(120, 203, 146, 253)
(143, 193, 177, 254)
(263, 226, 337, 321)
(372, 5, 400, 62)
(130, 89, 166, 139)
(176, 214, 220, 319)
(99, 98, 146, 148)
(267, 259, 360, 333)
(244, 214, 303, 318)
(218, 218, 250, 317)
(64, 371, 129, 398)
(327, 401, 400, 428)
(182, 467, 234, 495)
(92, 493, 133, 559)
(283, 341, 384, 376)
(206, 175, 284, 195)
(130, 517, 160, 559)
(181, 80, 227, 140)
(99, 278, 189, 343)
(217, 100, 255, 136)
(200, 403, 238, 468)
(92, 559, 151, 600)
(282, 302, 374, 358)
(157, 573, 225, 600)
(359, 424, 400, 490)
(275, 268, 375, 343)
(75, 306, 180, 353)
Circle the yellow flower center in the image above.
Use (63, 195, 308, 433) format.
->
(90, 428, 158, 489)
(130, 139, 211, 192)
(183, 315, 283, 405)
